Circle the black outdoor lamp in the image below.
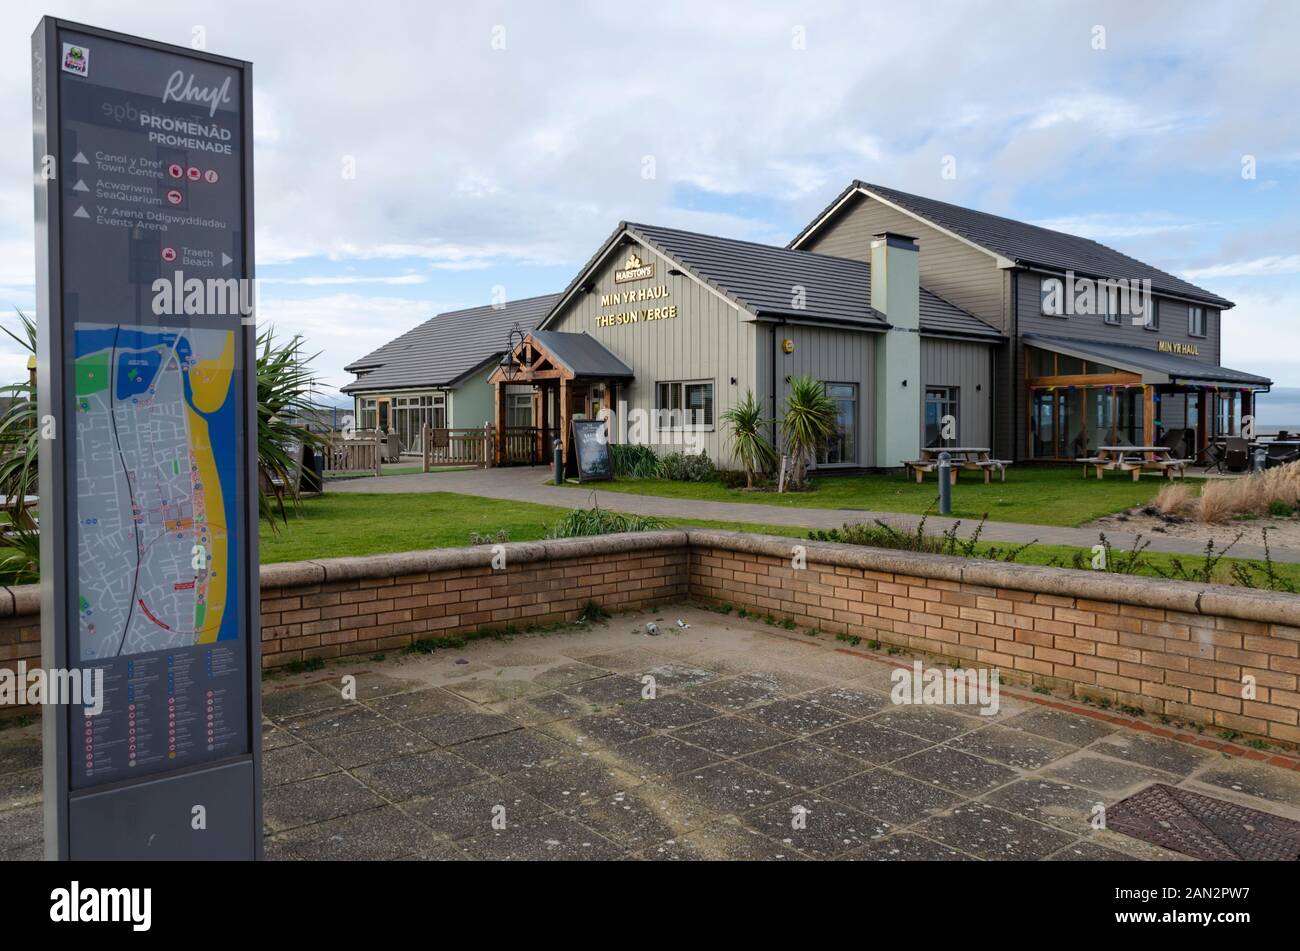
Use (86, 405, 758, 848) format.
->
(500, 322, 526, 380)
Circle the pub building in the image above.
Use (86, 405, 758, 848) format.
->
(346, 181, 1270, 470)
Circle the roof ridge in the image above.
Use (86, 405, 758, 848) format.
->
(627, 220, 875, 268)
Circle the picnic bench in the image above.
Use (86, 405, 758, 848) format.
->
(1076, 446, 1191, 481)
(902, 447, 1013, 484)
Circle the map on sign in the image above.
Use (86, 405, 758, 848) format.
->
(75, 322, 240, 660)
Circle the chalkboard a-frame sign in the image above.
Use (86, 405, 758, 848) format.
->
(570, 419, 613, 483)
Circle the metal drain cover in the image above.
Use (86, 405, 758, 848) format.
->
(1108, 783, 1300, 861)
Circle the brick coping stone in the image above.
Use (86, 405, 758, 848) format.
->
(0, 528, 1296, 626)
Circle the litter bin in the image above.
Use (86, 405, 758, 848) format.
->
(302, 449, 324, 493)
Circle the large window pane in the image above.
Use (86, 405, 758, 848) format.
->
(818, 383, 857, 464)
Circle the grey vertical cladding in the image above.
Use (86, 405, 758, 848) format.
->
(773, 325, 878, 467)
(798, 191, 1006, 331)
(922, 338, 994, 447)
(1016, 271, 1222, 364)
(545, 241, 757, 466)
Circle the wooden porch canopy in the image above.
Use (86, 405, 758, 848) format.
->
(487, 330, 634, 466)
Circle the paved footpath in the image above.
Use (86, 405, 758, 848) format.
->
(328, 466, 1300, 564)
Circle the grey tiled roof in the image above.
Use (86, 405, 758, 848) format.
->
(791, 182, 1233, 309)
(626, 222, 1002, 339)
(342, 293, 560, 394)
(529, 331, 634, 379)
(1024, 334, 1271, 386)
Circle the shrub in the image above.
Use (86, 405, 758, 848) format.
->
(545, 506, 667, 538)
(658, 450, 716, 482)
(610, 443, 660, 479)
(1267, 499, 1294, 518)
(720, 390, 775, 488)
(779, 376, 836, 488)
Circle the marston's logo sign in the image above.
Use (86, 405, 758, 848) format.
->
(614, 251, 655, 284)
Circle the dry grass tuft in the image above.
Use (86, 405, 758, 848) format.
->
(1152, 483, 1196, 517)
(1193, 460, 1300, 523)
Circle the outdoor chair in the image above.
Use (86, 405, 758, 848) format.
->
(1223, 436, 1250, 473)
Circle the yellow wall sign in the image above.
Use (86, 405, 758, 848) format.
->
(614, 252, 655, 284)
(782, 338, 795, 354)
(1158, 340, 1200, 356)
(596, 283, 676, 328)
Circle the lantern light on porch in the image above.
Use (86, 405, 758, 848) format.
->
(499, 322, 526, 381)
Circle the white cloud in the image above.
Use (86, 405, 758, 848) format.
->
(1183, 255, 1300, 280)
(255, 293, 439, 393)
(258, 274, 427, 286)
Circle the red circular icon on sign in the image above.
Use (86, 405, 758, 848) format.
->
(166, 189, 183, 205)
(204, 168, 219, 183)
(161, 246, 176, 262)
(186, 166, 201, 181)
(168, 163, 184, 179)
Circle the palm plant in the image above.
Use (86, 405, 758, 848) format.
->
(256, 328, 329, 528)
(720, 389, 775, 488)
(0, 310, 38, 533)
(779, 375, 836, 489)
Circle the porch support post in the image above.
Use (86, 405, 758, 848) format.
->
(1242, 390, 1254, 437)
(1143, 385, 1155, 447)
(537, 383, 549, 464)
(494, 380, 506, 466)
(1196, 390, 1208, 459)
(559, 378, 570, 467)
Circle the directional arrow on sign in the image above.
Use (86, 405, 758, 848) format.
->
(73, 179, 88, 192)
(73, 206, 90, 218)
(221, 253, 232, 266)
(72, 152, 88, 164)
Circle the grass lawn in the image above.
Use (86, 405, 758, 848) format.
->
(259, 491, 1299, 591)
(576, 465, 1194, 528)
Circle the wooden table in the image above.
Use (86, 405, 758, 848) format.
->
(1077, 446, 1189, 481)
(904, 447, 1010, 484)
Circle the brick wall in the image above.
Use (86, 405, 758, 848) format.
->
(4, 528, 1300, 747)
(686, 530, 1300, 747)
(256, 534, 688, 668)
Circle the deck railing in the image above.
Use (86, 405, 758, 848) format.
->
(422, 424, 493, 470)
(322, 432, 383, 477)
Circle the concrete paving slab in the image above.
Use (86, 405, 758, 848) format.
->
(5, 602, 1299, 862)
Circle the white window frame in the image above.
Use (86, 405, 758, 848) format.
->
(1188, 305, 1207, 338)
(655, 379, 715, 431)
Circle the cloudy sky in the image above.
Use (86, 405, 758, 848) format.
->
(3, 0, 1298, 413)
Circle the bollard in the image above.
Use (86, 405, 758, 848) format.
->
(1253, 447, 1267, 473)
(938, 451, 952, 515)
(553, 438, 564, 485)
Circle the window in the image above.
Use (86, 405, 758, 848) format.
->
(507, 393, 533, 428)
(924, 387, 959, 448)
(1143, 297, 1159, 331)
(1040, 277, 1065, 317)
(358, 398, 377, 430)
(655, 380, 714, 428)
(1101, 286, 1121, 325)
(818, 383, 857, 465)
(1188, 306, 1206, 338)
